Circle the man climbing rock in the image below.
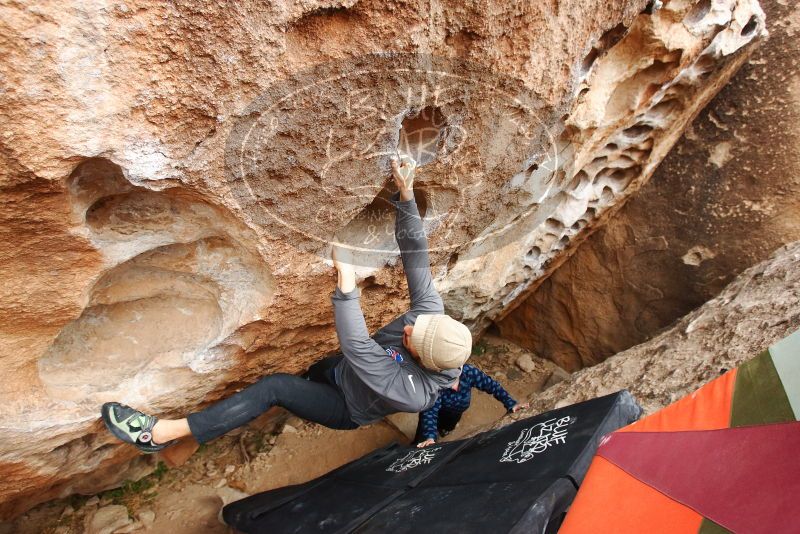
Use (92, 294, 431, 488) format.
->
(101, 157, 472, 452)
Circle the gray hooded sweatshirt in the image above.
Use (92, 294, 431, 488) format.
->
(332, 192, 460, 426)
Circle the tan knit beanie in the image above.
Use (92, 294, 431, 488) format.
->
(410, 314, 472, 371)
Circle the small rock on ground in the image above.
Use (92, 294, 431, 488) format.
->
(137, 509, 155, 529)
(515, 354, 537, 373)
(84, 505, 131, 534)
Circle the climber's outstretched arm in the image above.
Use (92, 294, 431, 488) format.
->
(390, 158, 443, 313)
(330, 245, 429, 412)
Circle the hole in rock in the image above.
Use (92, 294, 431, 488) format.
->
(550, 169, 567, 186)
(643, 0, 660, 15)
(558, 126, 577, 143)
(598, 23, 628, 50)
(289, 4, 352, 30)
(684, 0, 711, 25)
(646, 98, 682, 121)
(85, 190, 221, 241)
(581, 23, 628, 78)
(635, 138, 655, 152)
(545, 218, 563, 232)
(74, 158, 253, 265)
(558, 236, 570, 248)
(447, 252, 459, 271)
(567, 170, 590, 193)
(622, 124, 654, 139)
(68, 158, 133, 214)
(686, 251, 703, 265)
(445, 29, 480, 55)
(642, 82, 663, 104)
(581, 47, 599, 75)
(741, 16, 757, 37)
(623, 146, 653, 163)
(694, 54, 716, 77)
(526, 246, 541, 260)
(605, 59, 678, 120)
(607, 166, 640, 191)
(584, 22, 629, 76)
(537, 233, 559, 251)
(398, 106, 447, 165)
(615, 154, 637, 167)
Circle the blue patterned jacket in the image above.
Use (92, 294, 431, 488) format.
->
(419, 364, 517, 440)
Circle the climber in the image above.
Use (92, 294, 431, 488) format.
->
(101, 156, 472, 453)
(414, 364, 528, 448)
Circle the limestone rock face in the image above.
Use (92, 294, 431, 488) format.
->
(497, 0, 799, 371)
(504, 240, 800, 419)
(0, 0, 764, 517)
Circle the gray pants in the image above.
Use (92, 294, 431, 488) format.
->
(187, 356, 358, 443)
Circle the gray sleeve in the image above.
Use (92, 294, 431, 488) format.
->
(390, 191, 444, 314)
(331, 286, 427, 411)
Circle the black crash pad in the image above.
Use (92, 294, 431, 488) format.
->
(223, 390, 642, 533)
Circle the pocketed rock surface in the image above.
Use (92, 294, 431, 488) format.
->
(498, 0, 800, 371)
(0, 0, 765, 516)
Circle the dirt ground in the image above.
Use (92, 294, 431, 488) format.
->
(1, 336, 566, 534)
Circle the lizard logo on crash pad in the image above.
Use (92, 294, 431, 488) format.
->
(501, 416, 574, 464)
(386, 447, 443, 473)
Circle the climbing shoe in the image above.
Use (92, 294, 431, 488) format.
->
(101, 402, 174, 453)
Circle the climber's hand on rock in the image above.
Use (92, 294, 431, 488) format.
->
(416, 438, 436, 448)
(391, 156, 416, 202)
(331, 244, 354, 271)
(332, 244, 356, 293)
(511, 402, 529, 413)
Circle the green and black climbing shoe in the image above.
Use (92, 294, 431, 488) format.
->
(101, 402, 174, 453)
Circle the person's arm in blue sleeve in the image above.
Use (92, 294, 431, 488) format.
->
(466, 365, 519, 412)
(416, 396, 443, 447)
